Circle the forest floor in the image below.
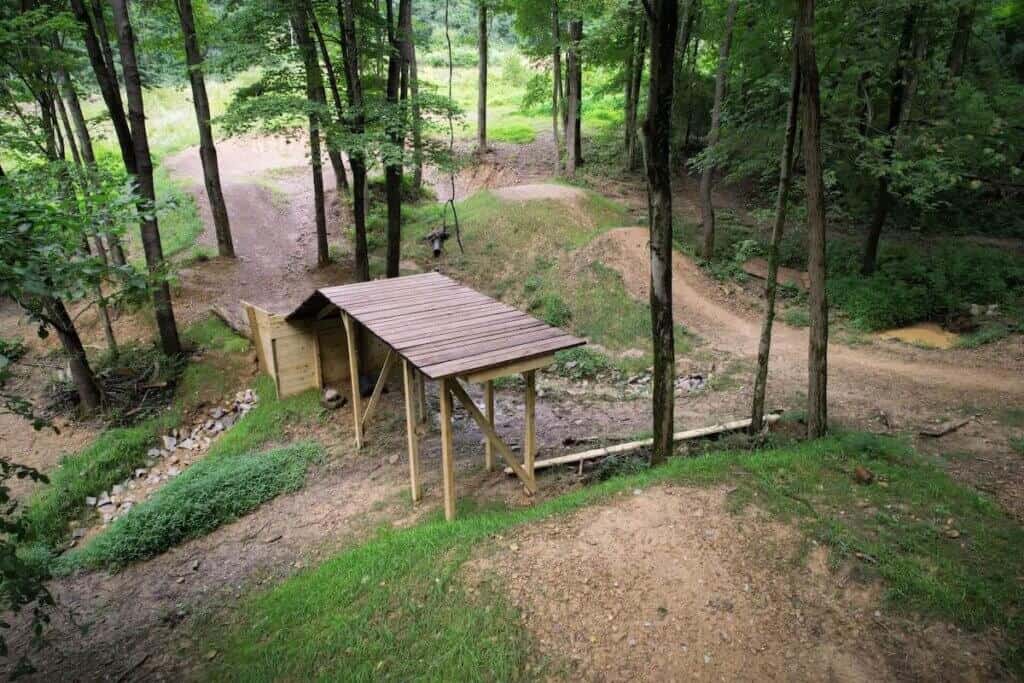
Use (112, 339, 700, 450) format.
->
(3, 131, 1023, 680)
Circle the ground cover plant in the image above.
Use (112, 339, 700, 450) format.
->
(62, 441, 322, 571)
(203, 432, 1024, 679)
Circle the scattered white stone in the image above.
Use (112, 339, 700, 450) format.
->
(85, 496, 97, 507)
(209, 407, 226, 419)
(178, 438, 197, 451)
(162, 435, 177, 450)
(168, 466, 181, 477)
(148, 448, 164, 458)
(134, 468, 148, 479)
(111, 484, 125, 496)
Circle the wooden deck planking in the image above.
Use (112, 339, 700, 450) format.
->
(289, 273, 583, 379)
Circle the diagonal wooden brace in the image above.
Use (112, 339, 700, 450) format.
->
(361, 349, 396, 430)
(447, 379, 537, 494)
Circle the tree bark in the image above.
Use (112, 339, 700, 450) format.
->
(54, 88, 82, 167)
(565, 19, 582, 177)
(671, 0, 699, 157)
(947, 0, 976, 78)
(551, 0, 562, 173)
(383, 0, 405, 278)
(399, 1, 423, 190)
(642, 0, 679, 465)
(311, 13, 351, 198)
(477, 1, 488, 152)
(796, 0, 828, 439)
(699, 0, 738, 260)
(56, 68, 96, 166)
(45, 296, 101, 412)
(861, 4, 919, 275)
(291, 3, 330, 267)
(175, 0, 235, 258)
(624, 17, 637, 157)
(111, 0, 181, 356)
(337, 0, 370, 282)
(627, 18, 647, 171)
(750, 40, 800, 435)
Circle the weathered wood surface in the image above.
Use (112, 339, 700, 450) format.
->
(286, 272, 584, 379)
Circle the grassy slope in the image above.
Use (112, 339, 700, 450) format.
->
(21, 317, 251, 549)
(204, 432, 1024, 680)
(399, 191, 688, 371)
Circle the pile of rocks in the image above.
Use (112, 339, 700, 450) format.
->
(621, 371, 708, 397)
(83, 389, 259, 527)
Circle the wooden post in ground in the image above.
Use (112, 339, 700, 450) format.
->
(484, 380, 495, 471)
(417, 370, 427, 427)
(439, 378, 456, 520)
(523, 370, 536, 488)
(342, 313, 363, 448)
(402, 359, 421, 502)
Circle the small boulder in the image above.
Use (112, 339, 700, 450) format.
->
(147, 448, 164, 458)
(85, 496, 97, 507)
(162, 435, 177, 450)
(854, 466, 875, 485)
(321, 388, 346, 410)
(209, 407, 226, 419)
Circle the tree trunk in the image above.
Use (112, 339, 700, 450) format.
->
(383, 0, 405, 278)
(574, 41, 583, 164)
(45, 296, 101, 412)
(477, 1, 487, 152)
(624, 17, 637, 157)
(291, 4, 330, 267)
(796, 0, 828, 439)
(54, 89, 82, 167)
(175, 0, 235, 258)
(642, 0, 679, 465)
(551, 0, 562, 173)
(311, 13, 351, 198)
(699, 0, 738, 260)
(338, 0, 370, 282)
(861, 4, 919, 275)
(947, 0, 976, 78)
(56, 68, 96, 166)
(400, 2, 423, 191)
(627, 18, 647, 171)
(565, 19, 582, 177)
(111, 0, 181, 356)
(671, 0, 699, 157)
(750, 40, 800, 435)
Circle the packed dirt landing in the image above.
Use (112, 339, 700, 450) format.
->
(491, 183, 587, 202)
(469, 486, 1000, 681)
(875, 323, 960, 350)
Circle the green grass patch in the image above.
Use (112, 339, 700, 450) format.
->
(957, 322, 1018, 348)
(156, 167, 205, 259)
(489, 119, 537, 144)
(1011, 437, 1024, 456)
(183, 314, 251, 354)
(552, 347, 614, 380)
(400, 193, 691, 370)
(204, 432, 1024, 678)
(781, 306, 810, 328)
(62, 442, 321, 571)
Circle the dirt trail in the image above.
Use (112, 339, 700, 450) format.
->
(591, 227, 1024, 406)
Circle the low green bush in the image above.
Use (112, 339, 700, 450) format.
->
(63, 442, 322, 570)
(183, 315, 251, 354)
(529, 292, 572, 327)
(553, 347, 614, 379)
(489, 120, 536, 144)
(782, 307, 810, 327)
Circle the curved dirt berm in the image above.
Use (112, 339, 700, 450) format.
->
(492, 183, 587, 202)
(586, 227, 1024, 405)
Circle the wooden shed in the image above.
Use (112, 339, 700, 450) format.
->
(247, 272, 585, 520)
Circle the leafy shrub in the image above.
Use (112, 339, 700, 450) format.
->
(0, 336, 27, 384)
(530, 292, 572, 327)
(553, 347, 613, 379)
(424, 47, 477, 68)
(1011, 437, 1024, 456)
(782, 307, 810, 327)
(183, 315, 250, 354)
(64, 442, 321, 570)
(489, 121, 536, 144)
(500, 53, 530, 87)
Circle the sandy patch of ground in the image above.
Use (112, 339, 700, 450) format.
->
(468, 486, 1002, 681)
(492, 183, 587, 202)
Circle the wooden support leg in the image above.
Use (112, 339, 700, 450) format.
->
(440, 378, 457, 521)
(342, 313, 363, 449)
(361, 349, 395, 429)
(402, 360, 421, 503)
(417, 370, 427, 426)
(523, 370, 536, 489)
(484, 380, 495, 472)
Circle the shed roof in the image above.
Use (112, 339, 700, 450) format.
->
(286, 272, 584, 380)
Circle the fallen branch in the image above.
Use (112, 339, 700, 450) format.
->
(504, 413, 783, 474)
(919, 417, 971, 438)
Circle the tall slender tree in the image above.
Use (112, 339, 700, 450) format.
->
(750, 35, 800, 435)
(477, 0, 487, 152)
(796, 0, 828, 438)
(550, 0, 562, 173)
(861, 3, 922, 275)
(290, 2, 330, 267)
(110, 0, 181, 356)
(626, 15, 647, 171)
(337, 0, 370, 281)
(565, 19, 582, 176)
(399, 1, 423, 190)
(698, 0, 738, 260)
(383, 0, 407, 278)
(311, 13, 351, 200)
(175, 0, 235, 258)
(641, 0, 679, 465)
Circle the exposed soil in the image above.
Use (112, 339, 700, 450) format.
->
(468, 486, 1003, 681)
(492, 182, 586, 202)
